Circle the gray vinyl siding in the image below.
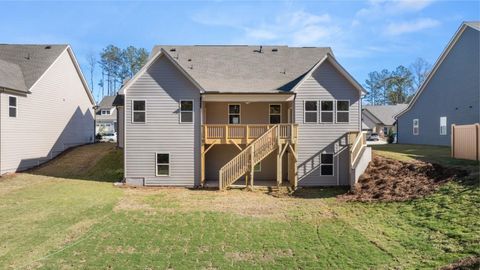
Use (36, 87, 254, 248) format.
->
(295, 60, 361, 186)
(124, 55, 200, 186)
(397, 27, 480, 146)
(0, 50, 94, 174)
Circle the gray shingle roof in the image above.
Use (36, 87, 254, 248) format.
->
(151, 45, 332, 93)
(97, 95, 116, 109)
(363, 104, 408, 126)
(465, 21, 480, 31)
(0, 44, 67, 92)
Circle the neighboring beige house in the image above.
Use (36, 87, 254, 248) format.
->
(96, 95, 117, 136)
(362, 104, 407, 137)
(0, 44, 95, 174)
(119, 45, 371, 189)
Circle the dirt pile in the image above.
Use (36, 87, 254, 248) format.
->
(340, 155, 468, 202)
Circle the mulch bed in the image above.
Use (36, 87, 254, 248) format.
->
(339, 155, 469, 202)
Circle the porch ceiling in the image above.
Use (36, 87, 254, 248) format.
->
(202, 93, 294, 102)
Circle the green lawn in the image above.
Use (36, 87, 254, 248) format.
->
(0, 143, 478, 269)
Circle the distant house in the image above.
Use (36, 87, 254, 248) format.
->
(119, 45, 371, 189)
(0, 44, 95, 174)
(362, 104, 407, 137)
(396, 22, 480, 146)
(112, 94, 124, 148)
(96, 95, 117, 136)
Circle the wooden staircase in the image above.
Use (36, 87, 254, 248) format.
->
(218, 125, 280, 190)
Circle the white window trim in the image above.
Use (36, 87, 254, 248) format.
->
(155, 152, 170, 177)
(254, 162, 262, 172)
(269, 104, 282, 124)
(179, 99, 194, 124)
(228, 103, 241, 124)
(320, 100, 334, 124)
(131, 100, 146, 124)
(101, 109, 111, 115)
(303, 100, 318, 124)
(8, 95, 17, 118)
(335, 100, 350, 124)
(413, 119, 419, 135)
(440, 116, 447, 136)
(320, 152, 335, 176)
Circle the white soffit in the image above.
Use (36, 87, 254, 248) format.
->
(202, 94, 295, 102)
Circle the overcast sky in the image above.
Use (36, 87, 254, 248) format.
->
(1, 0, 478, 101)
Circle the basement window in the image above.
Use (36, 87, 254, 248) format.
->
(156, 153, 170, 176)
(413, 119, 419, 135)
(132, 100, 146, 123)
(320, 153, 334, 176)
(8, 96, 17, 117)
(320, 101, 334, 123)
(180, 100, 194, 123)
(440, 117, 447, 135)
(269, 104, 281, 124)
(336, 100, 349, 123)
(304, 101, 318, 123)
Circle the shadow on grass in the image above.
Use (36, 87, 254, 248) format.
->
(28, 143, 124, 183)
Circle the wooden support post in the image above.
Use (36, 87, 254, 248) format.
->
(201, 144, 205, 186)
(249, 145, 255, 190)
(291, 143, 298, 189)
(225, 125, 229, 144)
(276, 138, 282, 187)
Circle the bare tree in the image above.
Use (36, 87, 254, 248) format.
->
(87, 52, 96, 94)
(409, 57, 431, 90)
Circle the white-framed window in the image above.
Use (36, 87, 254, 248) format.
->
(8, 96, 17, 118)
(440, 116, 447, 135)
(320, 153, 334, 176)
(413, 119, 419, 135)
(336, 100, 349, 123)
(101, 109, 111, 115)
(179, 100, 194, 123)
(254, 162, 261, 172)
(155, 153, 170, 176)
(320, 100, 334, 123)
(132, 100, 146, 123)
(228, 104, 241, 124)
(304, 100, 318, 123)
(269, 104, 282, 124)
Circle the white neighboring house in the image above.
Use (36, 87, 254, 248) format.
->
(362, 104, 408, 138)
(95, 95, 117, 138)
(0, 44, 95, 174)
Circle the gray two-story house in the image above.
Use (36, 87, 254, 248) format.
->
(396, 22, 479, 146)
(0, 44, 95, 174)
(119, 45, 371, 189)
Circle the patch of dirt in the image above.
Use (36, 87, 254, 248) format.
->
(225, 249, 293, 262)
(440, 256, 480, 270)
(339, 155, 468, 202)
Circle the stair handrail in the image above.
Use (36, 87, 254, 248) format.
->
(350, 131, 367, 166)
(219, 125, 279, 190)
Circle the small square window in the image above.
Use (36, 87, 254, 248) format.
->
(156, 153, 170, 176)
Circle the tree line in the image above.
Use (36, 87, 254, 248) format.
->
(87, 45, 149, 100)
(363, 58, 431, 105)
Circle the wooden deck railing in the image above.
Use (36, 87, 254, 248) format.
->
(349, 131, 367, 166)
(203, 124, 297, 144)
(219, 125, 280, 190)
